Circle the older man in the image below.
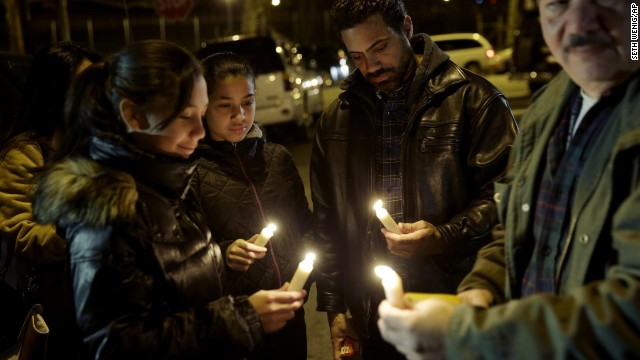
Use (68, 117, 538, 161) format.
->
(378, 0, 640, 358)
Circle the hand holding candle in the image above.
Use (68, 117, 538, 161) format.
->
(254, 223, 277, 247)
(375, 265, 405, 308)
(373, 200, 401, 234)
(288, 253, 315, 291)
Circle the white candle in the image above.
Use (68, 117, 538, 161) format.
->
(373, 200, 401, 234)
(288, 253, 315, 291)
(254, 223, 277, 247)
(375, 265, 405, 308)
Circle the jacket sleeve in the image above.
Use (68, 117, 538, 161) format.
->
(456, 225, 508, 304)
(0, 143, 66, 263)
(435, 92, 517, 251)
(308, 107, 348, 313)
(67, 225, 263, 359)
(446, 181, 640, 359)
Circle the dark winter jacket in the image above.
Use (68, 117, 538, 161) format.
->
(33, 133, 263, 359)
(193, 126, 313, 294)
(311, 33, 518, 337)
(193, 125, 312, 359)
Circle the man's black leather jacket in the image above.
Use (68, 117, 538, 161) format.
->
(310, 33, 518, 337)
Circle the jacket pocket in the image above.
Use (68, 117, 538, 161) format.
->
(493, 180, 512, 225)
(417, 120, 462, 151)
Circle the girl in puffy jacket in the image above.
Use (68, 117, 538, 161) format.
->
(193, 51, 314, 359)
(32, 40, 305, 359)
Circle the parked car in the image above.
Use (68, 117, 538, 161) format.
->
(197, 35, 317, 140)
(430, 33, 496, 74)
(490, 47, 512, 74)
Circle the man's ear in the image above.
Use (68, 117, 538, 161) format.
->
(119, 99, 149, 132)
(403, 15, 413, 39)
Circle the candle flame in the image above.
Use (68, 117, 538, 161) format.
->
(375, 265, 399, 286)
(262, 223, 277, 237)
(373, 199, 383, 211)
(375, 265, 393, 279)
(305, 252, 316, 262)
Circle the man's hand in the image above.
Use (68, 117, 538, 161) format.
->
(457, 289, 494, 308)
(327, 312, 359, 360)
(248, 283, 306, 333)
(226, 234, 267, 272)
(382, 220, 445, 258)
(377, 299, 456, 360)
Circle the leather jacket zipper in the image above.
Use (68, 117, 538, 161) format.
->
(232, 143, 283, 286)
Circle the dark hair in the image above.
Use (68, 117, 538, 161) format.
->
(59, 40, 203, 157)
(1, 42, 101, 145)
(201, 51, 255, 93)
(330, 0, 407, 35)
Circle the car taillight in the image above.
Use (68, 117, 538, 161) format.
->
(486, 49, 495, 59)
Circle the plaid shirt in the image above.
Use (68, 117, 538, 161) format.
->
(373, 79, 412, 270)
(521, 91, 610, 296)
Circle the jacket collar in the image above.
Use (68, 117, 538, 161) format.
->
(197, 124, 265, 159)
(196, 124, 268, 181)
(88, 133, 197, 201)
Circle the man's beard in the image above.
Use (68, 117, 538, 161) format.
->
(366, 45, 414, 94)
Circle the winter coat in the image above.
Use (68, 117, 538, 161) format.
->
(0, 130, 80, 358)
(311, 33, 517, 337)
(33, 133, 263, 359)
(450, 71, 640, 358)
(0, 131, 65, 268)
(193, 125, 312, 359)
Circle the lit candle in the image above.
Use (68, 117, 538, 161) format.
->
(288, 253, 315, 291)
(375, 265, 405, 308)
(254, 223, 277, 247)
(373, 200, 401, 234)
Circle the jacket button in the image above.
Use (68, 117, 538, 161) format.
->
(521, 203, 530, 212)
(543, 246, 552, 256)
(579, 234, 590, 245)
(493, 192, 501, 203)
(518, 177, 526, 187)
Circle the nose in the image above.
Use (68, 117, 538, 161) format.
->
(193, 116, 206, 140)
(231, 105, 245, 123)
(364, 54, 381, 75)
(565, 0, 601, 34)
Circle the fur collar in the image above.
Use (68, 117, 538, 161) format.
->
(34, 133, 197, 228)
(34, 157, 138, 228)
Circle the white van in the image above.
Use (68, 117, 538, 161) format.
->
(430, 33, 496, 74)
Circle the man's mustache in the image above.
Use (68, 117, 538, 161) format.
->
(367, 69, 387, 79)
(564, 34, 611, 51)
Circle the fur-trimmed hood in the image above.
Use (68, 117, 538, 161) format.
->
(34, 156, 138, 228)
(34, 134, 197, 229)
